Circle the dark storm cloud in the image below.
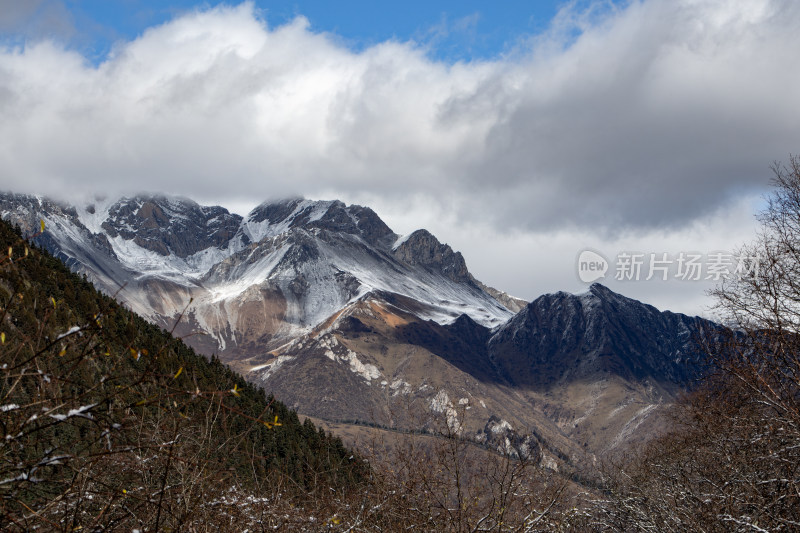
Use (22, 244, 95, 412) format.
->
(0, 0, 74, 40)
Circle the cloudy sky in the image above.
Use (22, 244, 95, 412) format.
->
(1, 0, 797, 317)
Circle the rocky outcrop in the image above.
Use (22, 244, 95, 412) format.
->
(393, 229, 471, 284)
(100, 196, 242, 257)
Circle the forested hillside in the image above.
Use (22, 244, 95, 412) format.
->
(0, 218, 366, 530)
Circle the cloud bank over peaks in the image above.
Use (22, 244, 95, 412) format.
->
(0, 0, 797, 235)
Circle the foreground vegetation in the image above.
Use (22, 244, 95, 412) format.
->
(0, 219, 367, 530)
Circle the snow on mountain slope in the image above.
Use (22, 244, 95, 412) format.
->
(0, 192, 724, 459)
(240, 198, 338, 243)
(0, 192, 518, 360)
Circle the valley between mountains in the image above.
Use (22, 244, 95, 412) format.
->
(1, 192, 719, 471)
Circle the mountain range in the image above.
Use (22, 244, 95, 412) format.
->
(0, 192, 719, 469)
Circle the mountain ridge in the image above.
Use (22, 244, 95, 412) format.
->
(487, 282, 717, 389)
(1, 191, 719, 462)
(0, 192, 520, 347)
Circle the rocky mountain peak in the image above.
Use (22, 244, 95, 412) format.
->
(488, 284, 714, 388)
(392, 229, 471, 284)
(0, 192, 727, 461)
(588, 282, 614, 298)
(247, 197, 305, 224)
(243, 198, 396, 246)
(0, 193, 119, 266)
(583, 282, 644, 310)
(100, 194, 242, 258)
(335, 204, 395, 246)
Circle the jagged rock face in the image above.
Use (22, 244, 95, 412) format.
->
(241, 198, 395, 247)
(488, 283, 715, 389)
(393, 229, 471, 284)
(346, 205, 396, 246)
(0, 193, 72, 232)
(307, 201, 394, 245)
(247, 198, 303, 226)
(100, 196, 243, 257)
(476, 415, 542, 462)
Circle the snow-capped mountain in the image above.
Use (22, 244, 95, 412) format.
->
(0, 191, 721, 463)
(0, 193, 518, 360)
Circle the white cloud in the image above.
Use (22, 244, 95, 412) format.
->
(0, 0, 794, 312)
